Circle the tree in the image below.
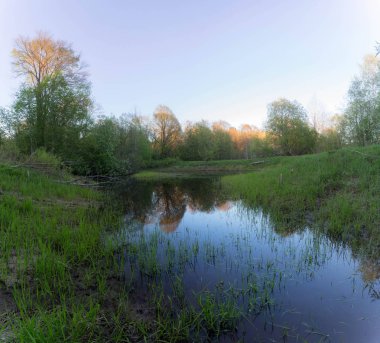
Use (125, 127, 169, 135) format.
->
(12, 32, 82, 86)
(212, 126, 234, 160)
(344, 55, 380, 146)
(78, 117, 127, 175)
(119, 113, 152, 169)
(266, 98, 317, 155)
(13, 73, 92, 157)
(0, 107, 13, 140)
(316, 114, 344, 152)
(181, 121, 215, 160)
(248, 135, 274, 157)
(152, 105, 182, 158)
(12, 32, 88, 150)
(308, 97, 329, 133)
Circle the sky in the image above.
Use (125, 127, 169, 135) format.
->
(1, 0, 380, 128)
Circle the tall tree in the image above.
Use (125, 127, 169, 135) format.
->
(344, 55, 380, 146)
(12, 32, 82, 86)
(119, 113, 152, 169)
(266, 98, 317, 155)
(181, 121, 215, 160)
(11, 33, 92, 155)
(152, 105, 182, 158)
(212, 123, 234, 160)
(12, 32, 87, 149)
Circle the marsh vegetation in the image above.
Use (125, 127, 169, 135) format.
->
(1, 146, 380, 342)
(111, 172, 380, 342)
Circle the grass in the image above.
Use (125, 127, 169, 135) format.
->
(137, 157, 270, 175)
(132, 170, 175, 180)
(2, 145, 379, 341)
(0, 164, 134, 342)
(222, 145, 380, 256)
(0, 163, 251, 342)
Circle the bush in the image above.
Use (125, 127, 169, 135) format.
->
(30, 148, 62, 168)
(0, 139, 22, 162)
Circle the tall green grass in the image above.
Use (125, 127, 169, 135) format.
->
(0, 163, 246, 342)
(222, 146, 380, 255)
(0, 164, 129, 341)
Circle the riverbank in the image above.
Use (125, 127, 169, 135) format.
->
(133, 158, 275, 180)
(0, 163, 252, 342)
(0, 164, 145, 342)
(222, 146, 380, 257)
(135, 146, 380, 256)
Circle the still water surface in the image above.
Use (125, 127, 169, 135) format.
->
(118, 176, 380, 342)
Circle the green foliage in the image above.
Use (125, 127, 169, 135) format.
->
(0, 139, 21, 162)
(0, 107, 13, 143)
(248, 136, 275, 157)
(266, 98, 317, 155)
(343, 55, 380, 146)
(118, 114, 152, 170)
(76, 114, 152, 175)
(180, 121, 236, 161)
(181, 121, 215, 160)
(76, 118, 129, 175)
(31, 148, 62, 168)
(316, 128, 342, 152)
(212, 128, 234, 160)
(13, 73, 92, 158)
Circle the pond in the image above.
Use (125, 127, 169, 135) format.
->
(113, 176, 380, 342)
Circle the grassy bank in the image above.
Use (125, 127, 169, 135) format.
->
(222, 146, 380, 256)
(146, 158, 267, 173)
(0, 164, 141, 342)
(0, 164, 253, 342)
(134, 158, 272, 180)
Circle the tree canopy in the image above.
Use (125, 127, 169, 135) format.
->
(12, 32, 82, 86)
(266, 98, 317, 155)
(152, 105, 182, 158)
(343, 55, 380, 146)
(11, 33, 93, 156)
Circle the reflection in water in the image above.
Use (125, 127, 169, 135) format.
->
(121, 177, 230, 233)
(359, 257, 380, 282)
(153, 185, 186, 232)
(114, 176, 380, 342)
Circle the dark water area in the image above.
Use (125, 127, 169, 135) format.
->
(114, 176, 380, 342)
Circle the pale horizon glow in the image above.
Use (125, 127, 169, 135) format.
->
(1, 0, 380, 129)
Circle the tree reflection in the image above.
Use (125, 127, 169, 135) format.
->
(359, 257, 380, 283)
(153, 184, 186, 232)
(115, 176, 380, 285)
(121, 177, 229, 233)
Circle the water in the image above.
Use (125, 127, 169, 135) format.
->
(115, 176, 380, 342)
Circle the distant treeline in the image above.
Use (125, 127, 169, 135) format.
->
(0, 33, 379, 175)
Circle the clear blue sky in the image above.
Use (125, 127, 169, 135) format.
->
(1, 0, 379, 128)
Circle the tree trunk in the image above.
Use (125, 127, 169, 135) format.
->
(35, 87, 45, 148)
